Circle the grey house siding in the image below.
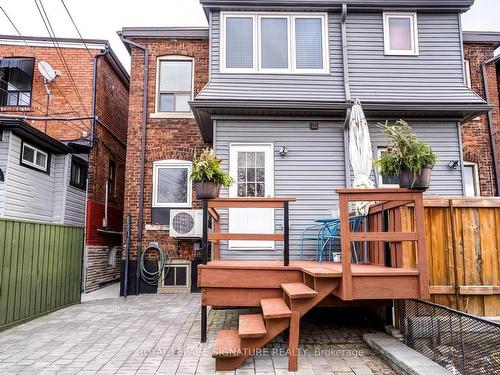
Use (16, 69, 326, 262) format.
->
(0, 131, 86, 225)
(214, 119, 463, 260)
(197, 10, 483, 105)
(198, 11, 345, 102)
(347, 12, 481, 103)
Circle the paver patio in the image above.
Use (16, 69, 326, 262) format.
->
(0, 294, 395, 374)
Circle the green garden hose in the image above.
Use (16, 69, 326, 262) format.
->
(140, 242, 171, 285)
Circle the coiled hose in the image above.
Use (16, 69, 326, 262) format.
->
(140, 242, 170, 285)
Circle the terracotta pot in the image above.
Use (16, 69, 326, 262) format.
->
(193, 181, 221, 200)
(398, 166, 433, 190)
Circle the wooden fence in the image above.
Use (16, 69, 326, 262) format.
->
(391, 198, 500, 317)
(0, 219, 84, 330)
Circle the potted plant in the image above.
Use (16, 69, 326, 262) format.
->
(374, 120, 437, 190)
(191, 148, 233, 199)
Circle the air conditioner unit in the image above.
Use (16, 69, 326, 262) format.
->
(169, 209, 203, 238)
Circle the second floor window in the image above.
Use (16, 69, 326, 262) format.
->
(157, 58, 193, 113)
(0, 57, 35, 107)
(222, 12, 328, 74)
(383, 12, 419, 56)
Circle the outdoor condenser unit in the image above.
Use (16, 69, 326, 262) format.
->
(169, 209, 203, 238)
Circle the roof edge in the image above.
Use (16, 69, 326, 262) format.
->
(120, 27, 209, 40)
(462, 31, 500, 49)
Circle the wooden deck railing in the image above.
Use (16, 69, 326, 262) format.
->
(337, 188, 429, 301)
(202, 197, 296, 266)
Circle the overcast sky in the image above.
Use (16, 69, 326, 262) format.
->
(0, 0, 499, 71)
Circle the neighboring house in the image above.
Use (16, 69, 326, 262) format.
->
(119, 27, 209, 295)
(461, 31, 500, 197)
(0, 35, 130, 293)
(120, 0, 490, 295)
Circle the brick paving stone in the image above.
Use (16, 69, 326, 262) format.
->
(0, 294, 396, 374)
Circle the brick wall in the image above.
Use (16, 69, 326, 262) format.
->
(0, 43, 129, 291)
(123, 38, 209, 263)
(462, 43, 500, 196)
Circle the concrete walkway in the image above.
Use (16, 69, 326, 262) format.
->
(0, 294, 396, 374)
(81, 283, 121, 302)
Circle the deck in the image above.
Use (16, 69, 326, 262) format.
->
(199, 260, 422, 306)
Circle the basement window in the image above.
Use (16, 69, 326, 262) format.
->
(383, 12, 419, 56)
(158, 261, 191, 292)
(21, 142, 49, 173)
(0, 57, 34, 107)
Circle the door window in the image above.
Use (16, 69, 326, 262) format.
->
(237, 151, 266, 197)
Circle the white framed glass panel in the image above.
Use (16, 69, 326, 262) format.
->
(383, 13, 418, 55)
(156, 59, 193, 113)
(21, 143, 49, 172)
(225, 16, 254, 69)
(260, 17, 289, 69)
(376, 148, 399, 187)
(463, 60, 472, 88)
(153, 161, 192, 207)
(295, 18, 323, 70)
(463, 162, 479, 197)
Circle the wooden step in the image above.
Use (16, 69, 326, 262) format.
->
(301, 266, 342, 278)
(261, 298, 292, 319)
(239, 314, 267, 338)
(213, 330, 242, 358)
(281, 283, 318, 299)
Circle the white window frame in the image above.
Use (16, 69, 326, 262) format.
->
(463, 161, 480, 197)
(463, 59, 472, 88)
(383, 12, 419, 56)
(152, 160, 192, 208)
(220, 12, 329, 74)
(21, 142, 49, 172)
(154, 56, 195, 116)
(376, 147, 400, 188)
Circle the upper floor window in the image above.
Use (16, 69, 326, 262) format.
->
(383, 13, 419, 56)
(156, 57, 193, 113)
(221, 12, 329, 74)
(0, 57, 35, 107)
(21, 142, 49, 173)
(152, 160, 192, 208)
(70, 156, 88, 190)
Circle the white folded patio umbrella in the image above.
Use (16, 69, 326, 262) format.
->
(348, 98, 374, 216)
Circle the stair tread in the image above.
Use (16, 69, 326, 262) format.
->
(261, 298, 292, 319)
(213, 330, 242, 358)
(301, 266, 342, 278)
(239, 314, 267, 338)
(281, 283, 318, 298)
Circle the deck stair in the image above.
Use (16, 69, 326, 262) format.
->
(212, 269, 340, 371)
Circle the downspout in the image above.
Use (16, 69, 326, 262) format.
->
(119, 33, 149, 294)
(91, 46, 109, 146)
(481, 57, 500, 196)
(341, 3, 351, 187)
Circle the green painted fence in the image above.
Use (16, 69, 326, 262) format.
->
(0, 219, 84, 330)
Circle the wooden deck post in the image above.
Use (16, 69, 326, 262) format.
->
(288, 311, 300, 371)
(414, 193, 430, 300)
(339, 193, 353, 300)
(284, 201, 290, 266)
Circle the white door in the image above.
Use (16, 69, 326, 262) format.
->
(229, 144, 274, 249)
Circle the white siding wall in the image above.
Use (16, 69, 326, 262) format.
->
(0, 130, 9, 216)
(215, 119, 464, 260)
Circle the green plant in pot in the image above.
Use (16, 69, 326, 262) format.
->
(374, 120, 437, 190)
(191, 148, 233, 199)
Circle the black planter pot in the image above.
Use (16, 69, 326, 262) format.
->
(193, 181, 221, 200)
(398, 166, 433, 190)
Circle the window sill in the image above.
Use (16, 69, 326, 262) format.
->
(145, 224, 169, 231)
(0, 106, 34, 112)
(150, 112, 194, 119)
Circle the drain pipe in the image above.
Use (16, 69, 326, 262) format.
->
(119, 33, 149, 295)
(481, 57, 500, 196)
(91, 46, 110, 146)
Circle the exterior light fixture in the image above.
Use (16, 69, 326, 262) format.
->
(448, 160, 460, 170)
(279, 146, 288, 156)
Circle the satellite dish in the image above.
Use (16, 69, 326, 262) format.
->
(38, 60, 60, 83)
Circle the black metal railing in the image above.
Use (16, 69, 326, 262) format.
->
(396, 299, 500, 374)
